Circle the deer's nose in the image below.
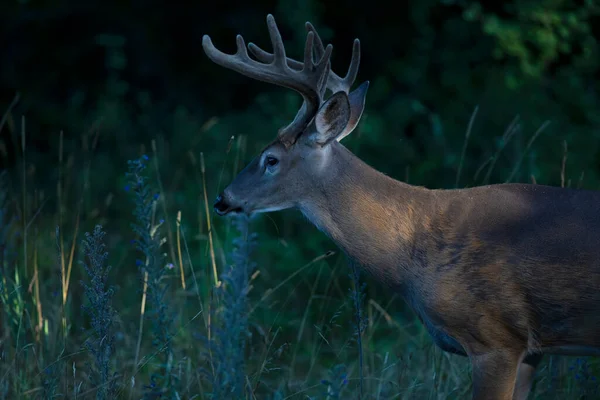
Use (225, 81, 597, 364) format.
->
(214, 194, 230, 216)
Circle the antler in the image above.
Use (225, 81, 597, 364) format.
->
(202, 14, 334, 146)
(248, 22, 361, 96)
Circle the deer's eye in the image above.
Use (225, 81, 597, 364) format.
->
(265, 156, 279, 167)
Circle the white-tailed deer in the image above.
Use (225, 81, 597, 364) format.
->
(202, 14, 600, 399)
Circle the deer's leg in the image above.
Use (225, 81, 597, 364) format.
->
(513, 353, 542, 400)
(469, 348, 524, 400)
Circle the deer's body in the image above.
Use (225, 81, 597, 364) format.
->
(202, 14, 600, 399)
(303, 141, 600, 357)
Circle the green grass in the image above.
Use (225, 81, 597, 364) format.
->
(1, 98, 599, 399)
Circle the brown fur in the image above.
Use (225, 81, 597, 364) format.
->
(219, 141, 600, 399)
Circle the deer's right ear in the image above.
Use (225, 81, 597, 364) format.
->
(336, 81, 369, 142)
(304, 91, 351, 146)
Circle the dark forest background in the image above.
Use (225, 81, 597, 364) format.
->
(1, 0, 600, 398)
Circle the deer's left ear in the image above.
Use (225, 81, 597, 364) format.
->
(336, 81, 369, 142)
(304, 91, 351, 146)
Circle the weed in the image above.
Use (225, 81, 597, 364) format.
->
(80, 225, 118, 399)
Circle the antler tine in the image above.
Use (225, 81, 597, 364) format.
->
(203, 33, 280, 86)
(344, 39, 361, 89)
(305, 22, 361, 95)
(203, 14, 333, 146)
(266, 14, 287, 67)
(305, 22, 326, 61)
(248, 22, 361, 96)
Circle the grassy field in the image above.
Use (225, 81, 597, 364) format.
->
(1, 97, 599, 400)
(2, 4, 600, 395)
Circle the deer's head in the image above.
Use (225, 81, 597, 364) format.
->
(203, 15, 368, 216)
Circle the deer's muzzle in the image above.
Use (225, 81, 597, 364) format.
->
(214, 193, 242, 216)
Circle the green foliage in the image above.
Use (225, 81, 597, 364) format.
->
(462, 0, 600, 88)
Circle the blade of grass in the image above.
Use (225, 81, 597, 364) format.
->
(0, 92, 19, 134)
(505, 120, 551, 183)
(200, 152, 219, 287)
(289, 263, 324, 379)
(249, 250, 335, 315)
(455, 105, 478, 188)
(33, 231, 43, 343)
(130, 271, 148, 400)
(63, 207, 81, 316)
(561, 140, 567, 188)
(21, 116, 27, 283)
(151, 139, 177, 269)
(176, 211, 186, 290)
(482, 115, 520, 185)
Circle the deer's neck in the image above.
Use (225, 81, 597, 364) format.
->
(299, 143, 432, 286)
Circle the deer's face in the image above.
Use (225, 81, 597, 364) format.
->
(204, 14, 368, 217)
(214, 135, 329, 216)
(214, 85, 368, 217)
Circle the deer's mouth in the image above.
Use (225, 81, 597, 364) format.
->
(214, 194, 244, 216)
(216, 206, 243, 216)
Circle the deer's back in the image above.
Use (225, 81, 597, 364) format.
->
(455, 183, 600, 262)
(418, 183, 600, 352)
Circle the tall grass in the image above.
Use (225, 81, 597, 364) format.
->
(0, 105, 598, 399)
